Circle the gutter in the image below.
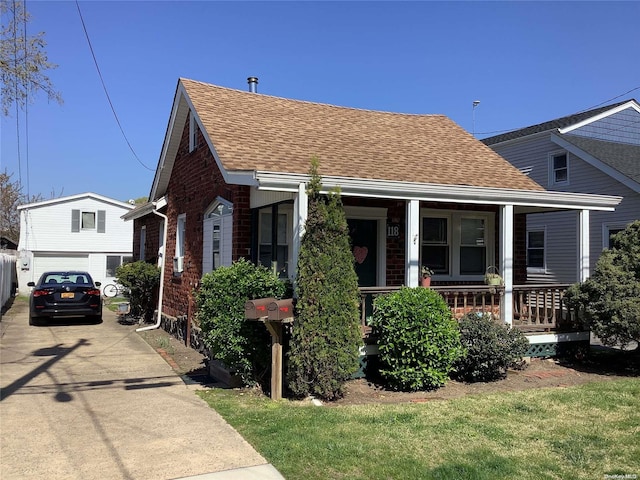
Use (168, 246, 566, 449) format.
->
(137, 204, 168, 332)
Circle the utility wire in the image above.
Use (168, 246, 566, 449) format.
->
(13, 0, 22, 187)
(477, 86, 640, 137)
(75, 1, 153, 171)
(24, 0, 29, 197)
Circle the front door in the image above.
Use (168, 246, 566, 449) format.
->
(348, 219, 377, 287)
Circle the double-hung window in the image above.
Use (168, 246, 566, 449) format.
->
(526, 229, 546, 272)
(550, 151, 569, 185)
(421, 210, 494, 280)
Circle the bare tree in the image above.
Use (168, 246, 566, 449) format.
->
(0, 169, 41, 241)
(0, 0, 62, 116)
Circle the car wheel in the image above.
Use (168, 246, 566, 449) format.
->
(89, 314, 102, 324)
(29, 316, 43, 326)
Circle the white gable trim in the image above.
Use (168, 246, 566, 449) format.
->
(150, 81, 258, 201)
(17, 192, 133, 211)
(558, 100, 640, 134)
(551, 133, 640, 193)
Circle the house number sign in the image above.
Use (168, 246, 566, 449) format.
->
(387, 223, 400, 238)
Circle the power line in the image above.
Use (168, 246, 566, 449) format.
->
(477, 86, 640, 137)
(75, 1, 153, 172)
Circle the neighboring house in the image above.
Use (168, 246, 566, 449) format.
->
(17, 193, 134, 294)
(124, 77, 621, 352)
(483, 100, 640, 283)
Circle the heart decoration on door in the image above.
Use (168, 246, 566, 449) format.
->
(353, 246, 368, 264)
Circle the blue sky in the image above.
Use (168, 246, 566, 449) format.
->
(2, 1, 639, 203)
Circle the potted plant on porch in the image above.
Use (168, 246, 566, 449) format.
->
(484, 266, 503, 286)
(421, 266, 434, 287)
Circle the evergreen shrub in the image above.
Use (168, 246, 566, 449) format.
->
(565, 220, 640, 350)
(115, 260, 160, 321)
(371, 287, 464, 391)
(287, 158, 362, 401)
(196, 258, 286, 386)
(453, 313, 529, 382)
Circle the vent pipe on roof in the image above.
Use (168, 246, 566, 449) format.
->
(247, 76, 258, 93)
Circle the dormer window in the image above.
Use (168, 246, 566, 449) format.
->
(550, 152, 569, 185)
(189, 112, 199, 152)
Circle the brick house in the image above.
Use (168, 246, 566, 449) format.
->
(124, 78, 621, 351)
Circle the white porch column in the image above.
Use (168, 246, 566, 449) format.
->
(405, 200, 420, 287)
(291, 183, 308, 282)
(499, 204, 514, 326)
(578, 209, 590, 282)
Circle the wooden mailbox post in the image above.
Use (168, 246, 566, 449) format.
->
(244, 298, 294, 400)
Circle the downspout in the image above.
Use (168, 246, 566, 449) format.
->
(137, 204, 168, 332)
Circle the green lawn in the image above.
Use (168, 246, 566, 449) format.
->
(198, 379, 640, 480)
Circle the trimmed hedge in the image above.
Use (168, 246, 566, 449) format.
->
(371, 287, 464, 391)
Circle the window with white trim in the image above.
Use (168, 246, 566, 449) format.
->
(258, 211, 289, 277)
(526, 229, 545, 272)
(549, 151, 569, 185)
(421, 210, 494, 279)
(189, 112, 199, 152)
(175, 214, 186, 272)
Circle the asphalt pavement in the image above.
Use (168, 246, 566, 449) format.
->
(0, 299, 284, 480)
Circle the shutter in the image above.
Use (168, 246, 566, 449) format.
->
(71, 210, 80, 232)
(97, 210, 106, 233)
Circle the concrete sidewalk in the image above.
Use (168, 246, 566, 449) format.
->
(0, 300, 284, 480)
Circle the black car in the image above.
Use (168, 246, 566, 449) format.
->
(27, 271, 102, 326)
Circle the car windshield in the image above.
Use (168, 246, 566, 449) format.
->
(41, 273, 93, 285)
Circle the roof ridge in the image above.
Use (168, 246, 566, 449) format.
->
(179, 77, 446, 118)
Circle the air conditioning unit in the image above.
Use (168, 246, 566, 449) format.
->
(173, 256, 184, 273)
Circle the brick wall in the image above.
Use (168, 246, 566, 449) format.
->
(160, 116, 252, 318)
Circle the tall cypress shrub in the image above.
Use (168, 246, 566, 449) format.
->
(287, 158, 362, 400)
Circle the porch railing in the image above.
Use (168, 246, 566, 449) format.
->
(512, 284, 574, 331)
(358, 283, 576, 334)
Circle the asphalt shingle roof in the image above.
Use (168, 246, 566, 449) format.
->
(561, 134, 640, 184)
(181, 78, 544, 191)
(481, 101, 630, 146)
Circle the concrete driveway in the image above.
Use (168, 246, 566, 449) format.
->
(0, 299, 283, 480)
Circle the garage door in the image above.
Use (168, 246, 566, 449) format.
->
(33, 254, 90, 283)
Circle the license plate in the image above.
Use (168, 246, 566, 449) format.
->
(61, 292, 75, 299)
